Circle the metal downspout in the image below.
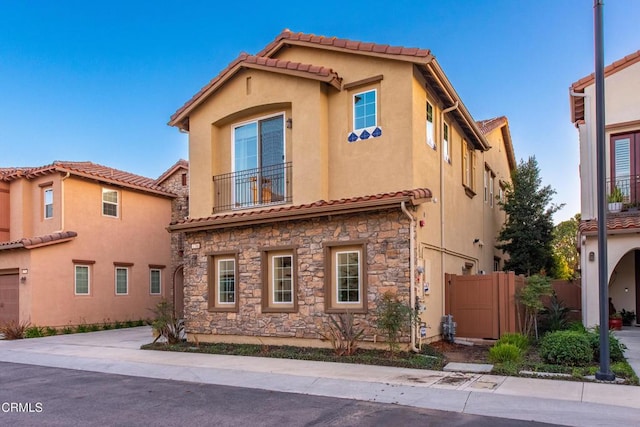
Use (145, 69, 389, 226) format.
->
(401, 201, 420, 353)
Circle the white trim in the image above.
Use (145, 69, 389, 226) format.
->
(115, 266, 129, 295)
(231, 111, 287, 173)
(271, 254, 293, 304)
(334, 250, 361, 304)
(102, 188, 119, 218)
(426, 101, 435, 149)
(353, 89, 377, 132)
(74, 264, 90, 295)
(216, 258, 236, 305)
(149, 268, 162, 295)
(443, 122, 450, 162)
(44, 187, 53, 219)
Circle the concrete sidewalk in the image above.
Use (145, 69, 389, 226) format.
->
(1, 327, 639, 427)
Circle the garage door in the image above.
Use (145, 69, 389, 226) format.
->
(0, 273, 19, 324)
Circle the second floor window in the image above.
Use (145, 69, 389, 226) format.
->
(426, 101, 435, 149)
(443, 122, 450, 163)
(44, 188, 53, 219)
(102, 189, 119, 217)
(353, 89, 377, 131)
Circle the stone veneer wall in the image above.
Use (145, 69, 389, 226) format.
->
(182, 208, 412, 341)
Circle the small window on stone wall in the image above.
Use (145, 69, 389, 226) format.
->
(261, 247, 298, 313)
(324, 241, 368, 314)
(208, 252, 239, 312)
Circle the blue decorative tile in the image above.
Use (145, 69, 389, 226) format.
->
(348, 132, 358, 142)
(360, 129, 370, 140)
(372, 127, 382, 137)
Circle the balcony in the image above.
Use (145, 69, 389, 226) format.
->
(213, 162, 292, 213)
(608, 175, 640, 208)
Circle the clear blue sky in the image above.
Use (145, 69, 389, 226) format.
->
(2, 1, 640, 223)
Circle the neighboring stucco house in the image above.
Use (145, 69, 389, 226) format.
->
(571, 50, 640, 327)
(0, 160, 184, 328)
(168, 30, 516, 347)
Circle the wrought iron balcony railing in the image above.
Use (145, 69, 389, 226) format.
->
(608, 175, 639, 205)
(213, 162, 292, 212)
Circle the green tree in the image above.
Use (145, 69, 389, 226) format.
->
(550, 214, 580, 279)
(497, 157, 563, 276)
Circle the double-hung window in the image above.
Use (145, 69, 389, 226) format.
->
(102, 189, 119, 217)
(443, 122, 450, 162)
(462, 140, 476, 196)
(353, 89, 377, 131)
(44, 187, 53, 219)
(75, 265, 90, 295)
(324, 242, 367, 313)
(233, 114, 285, 207)
(426, 101, 435, 149)
(150, 268, 161, 295)
(262, 248, 297, 312)
(115, 266, 129, 295)
(208, 252, 239, 312)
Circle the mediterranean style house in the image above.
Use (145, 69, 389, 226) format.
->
(168, 30, 516, 347)
(571, 50, 640, 327)
(0, 160, 187, 328)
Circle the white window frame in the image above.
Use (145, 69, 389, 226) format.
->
(490, 174, 495, 207)
(271, 254, 293, 304)
(353, 89, 377, 132)
(231, 112, 287, 173)
(335, 250, 361, 304)
(115, 267, 128, 295)
(44, 187, 53, 219)
(102, 188, 119, 218)
(426, 101, 435, 149)
(443, 122, 450, 162)
(149, 268, 161, 295)
(74, 265, 90, 295)
(217, 258, 236, 306)
(483, 169, 488, 203)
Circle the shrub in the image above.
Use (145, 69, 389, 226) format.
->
(319, 312, 364, 356)
(75, 324, 89, 333)
(0, 320, 30, 339)
(102, 322, 113, 330)
(88, 324, 100, 332)
(62, 326, 73, 334)
(539, 293, 569, 333)
(24, 325, 44, 338)
(539, 330, 592, 366)
(114, 321, 123, 329)
(150, 300, 184, 345)
(489, 343, 522, 363)
(587, 326, 626, 362)
(44, 326, 58, 336)
(375, 291, 414, 353)
(497, 333, 529, 351)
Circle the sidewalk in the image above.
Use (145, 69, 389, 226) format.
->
(1, 327, 640, 426)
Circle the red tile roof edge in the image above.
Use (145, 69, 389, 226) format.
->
(169, 54, 342, 127)
(476, 116, 507, 135)
(579, 214, 640, 234)
(2, 161, 177, 198)
(168, 188, 432, 231)
(258, 29, 432, 62)
(0, 231, 78, 251)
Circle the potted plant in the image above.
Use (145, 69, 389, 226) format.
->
(608, 186, 624, 213)
(621, 309, 636, 326)
(609, 311, 623, 330)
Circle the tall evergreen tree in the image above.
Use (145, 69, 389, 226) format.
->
(497, 157, 563, 276)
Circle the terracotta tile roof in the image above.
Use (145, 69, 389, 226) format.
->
(476, 116, 508, 135)
(257, 29, 433, 62)
(169, 53, 342, 129)
(155, 159, 189, 185)
(1, 161, 176, 198)
(570, 50, 640, 123)
(579, 213, 640, 235)
(168, 188, 432, 232)
(0, 231, 77, 251)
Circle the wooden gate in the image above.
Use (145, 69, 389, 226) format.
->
(445, 272, 523, 339)
(0, 270, 19, 324)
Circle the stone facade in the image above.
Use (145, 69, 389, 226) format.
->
(182, 208, 412, 342)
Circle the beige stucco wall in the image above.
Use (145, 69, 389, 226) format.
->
(181, 43, 513, 339)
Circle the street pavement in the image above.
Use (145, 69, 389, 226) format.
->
(0, 327, 639, 426)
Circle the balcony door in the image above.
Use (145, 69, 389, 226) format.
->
(611, 132, 640, 204)
(233, 115, 284, 206)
